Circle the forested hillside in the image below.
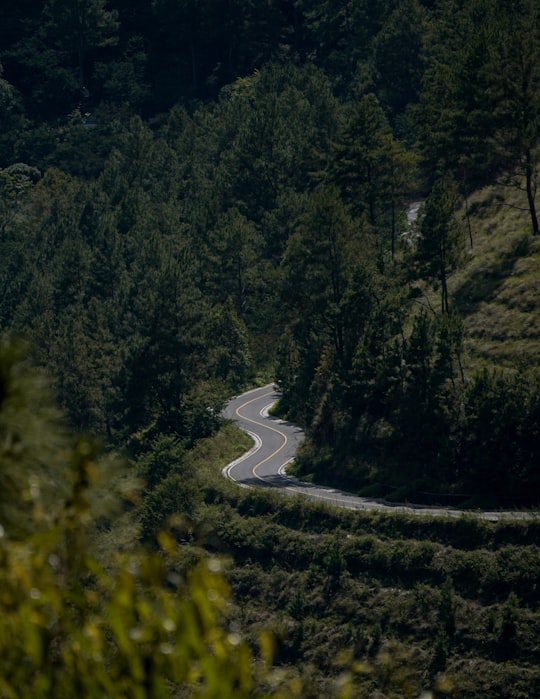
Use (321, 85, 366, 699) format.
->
(1, 0, 540, 696)
(1, 0, 539, 503)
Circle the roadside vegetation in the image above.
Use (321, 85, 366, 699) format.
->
(110, 419, 540, 699)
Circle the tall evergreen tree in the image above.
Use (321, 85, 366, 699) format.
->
(416, 0, 501, 187)
(302, 0, 391, 92)
(415, 177, 464, 314)
(43, 0, 119, 95)
(330, 93, 416, 259)
(202, 207, 265, 319)
(488, 0, 540, 235)
(372, 0, 428, 117)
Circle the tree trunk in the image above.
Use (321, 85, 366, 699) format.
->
(464, 194, 473, 248)
(440, 240, 449, 314)
(391, 200, 396, 260)
(191, 42, 198, 90)
(525, 148, 539, 235)
(75, 0, 85, 89)
(441, 270, 449, 314)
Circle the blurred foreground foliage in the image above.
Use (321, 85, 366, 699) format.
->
(0, 337, 293, 698)
(0, 525, 276, 699)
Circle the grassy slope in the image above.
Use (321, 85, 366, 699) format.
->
(201, 477, 540, 699)
(450, 182, 540, 371)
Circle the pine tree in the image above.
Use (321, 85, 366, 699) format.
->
(488, 0, 540, 235)
(330, 93, 416, 259)
(416, 177, 464, 314)
(43, 0, 119, 97)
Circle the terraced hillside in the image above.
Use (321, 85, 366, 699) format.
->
(451, 184, 540, 371)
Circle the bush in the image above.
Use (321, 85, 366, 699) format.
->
(139, 473, 202, 541)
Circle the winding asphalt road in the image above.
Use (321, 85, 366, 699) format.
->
(222, 384, 538, 521)
(222, 384, 304, 489)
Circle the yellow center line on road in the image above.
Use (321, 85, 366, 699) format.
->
(236, 395, 409, 509)
(235, 392, 412, 510)
(233, 391, 364, 502)
(235, 391, 288, 482)
(229, 391, 534, 520)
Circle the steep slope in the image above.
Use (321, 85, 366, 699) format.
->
(450, 183, 540, 370)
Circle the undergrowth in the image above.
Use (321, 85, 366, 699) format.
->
(121, 420, 540, 698)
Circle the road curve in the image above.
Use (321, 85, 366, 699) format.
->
(222, 384, 304, 489)
(222, 384, 538, 521)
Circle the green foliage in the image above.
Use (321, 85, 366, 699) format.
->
(485, 0, 540, 234)
(439, 576, 457, 637)
(281, 185, 360, 360)
(415, 176, 465, 313)
(0, 163, 40, 240)
(416, 0, 501, 186)
(217, 62, 339, 253)
(0, 521, 288, 698)
(0, 338, 303, 699)
(498, 591, 520, 656)
(204, 487, 540, 697)
(431, 628, 450, 674)
(134, 431, 207, 542)
(0, 67, 25, 164)
(1, 335, 537, 699)
(94, 35, 150, 111)
(372, 0, 428, 118)
(139, 473, 201, 542)
(329, 93, 417, 258)
(135, 434, 186, 491)
(302, 0, 391, 94)
(0, 336, 69, 538)
(459, 367, 540, 502)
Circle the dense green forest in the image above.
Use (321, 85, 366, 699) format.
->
(1, 0, 540, 696)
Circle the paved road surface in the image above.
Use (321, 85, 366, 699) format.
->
(223, 384, 538, 521)
(222, 384, 303, 489)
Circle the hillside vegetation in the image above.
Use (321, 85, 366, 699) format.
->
(97, 430, 540, 699)
(1, 0, 540, 696)
(452, 184, 540, 369)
